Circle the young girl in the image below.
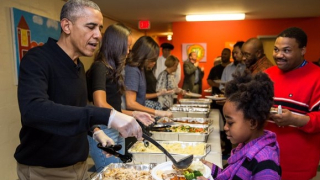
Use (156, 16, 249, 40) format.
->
(199, 70, 281, 180)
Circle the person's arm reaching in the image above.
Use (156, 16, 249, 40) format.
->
(125, 90, 172, 117)
(93, 90, 154, 126)
(184, 62, 197, 75)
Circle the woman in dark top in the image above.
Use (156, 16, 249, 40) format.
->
(124, 36, 173, 117)
(86, 24, 154, 170)
(144, 60, 168, 110)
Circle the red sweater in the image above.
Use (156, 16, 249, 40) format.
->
(265, 62, 320, 180)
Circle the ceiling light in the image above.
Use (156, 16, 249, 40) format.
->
(186, 13, 245, 21)
(167, 35, 172, 41)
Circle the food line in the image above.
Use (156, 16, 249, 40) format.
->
(91, 100, 223, 179)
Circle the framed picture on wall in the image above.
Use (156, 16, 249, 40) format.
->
(182, 43, 207, 62)
(10, 7, 61, 85)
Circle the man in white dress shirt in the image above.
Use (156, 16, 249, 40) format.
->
(154, 43, 181, 85)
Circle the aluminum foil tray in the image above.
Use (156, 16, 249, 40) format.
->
(91, 163, 156, 180)
(171, 111, 209, 118)
(179, 98, 212, 105)
(157, 117, 213, 125)
(151, 124, 213, 142)
(170, 107, 209, 112)
(173, 104, 210, 108)
(128, 141, 211, 164)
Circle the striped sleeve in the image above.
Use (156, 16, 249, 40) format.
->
(234, 158, 281, 180)
(211, 164, 223, 178)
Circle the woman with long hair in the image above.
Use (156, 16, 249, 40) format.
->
(124, 36, 172, 117)
(123, 36, 173, 151)
(86, 24, 154, 170)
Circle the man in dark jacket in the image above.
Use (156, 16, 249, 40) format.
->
(182, 51, 204, 93)
(15, 0, 142, 179)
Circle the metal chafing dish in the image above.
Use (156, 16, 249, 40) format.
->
(179, 98, 212, 105)
(150, 123, 213, 142)
(170, 107, 209, 112)
(169, 106, 210, 118)
(157, 117, 213, 125)
(91, 163, 156, 180)
(128, 141, 211, 164)
(172, 103, 210, 108)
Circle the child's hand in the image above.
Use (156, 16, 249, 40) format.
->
(201, 159, 213, 170)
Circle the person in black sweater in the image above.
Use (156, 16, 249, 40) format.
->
(15, 0, 142, 179)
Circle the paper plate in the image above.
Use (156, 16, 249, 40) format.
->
(204, 89, 212, 93)
(151, 161, 212, 180)
(185, 92, 202, 98)
(205, 95, 226, 100)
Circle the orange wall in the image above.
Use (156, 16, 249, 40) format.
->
(166, 17, 320, 93)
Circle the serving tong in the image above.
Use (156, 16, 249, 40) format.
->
(139, 121, 193, 169)
(97, 143, 132, 163)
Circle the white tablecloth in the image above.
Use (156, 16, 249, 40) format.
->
(203, 109, 222, 168)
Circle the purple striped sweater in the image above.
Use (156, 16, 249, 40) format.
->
(211, 130, 281, 180)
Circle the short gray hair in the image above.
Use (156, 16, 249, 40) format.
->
(60, 0, 100, 21)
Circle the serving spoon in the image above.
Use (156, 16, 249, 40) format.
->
(142, 133, 193, 169)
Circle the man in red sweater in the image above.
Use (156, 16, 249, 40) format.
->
(265, 27, 320, 180)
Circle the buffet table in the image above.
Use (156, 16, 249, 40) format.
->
(129, 109, 223, 168)
(202, 109, 222, 168)
(91, 109, 223, 180)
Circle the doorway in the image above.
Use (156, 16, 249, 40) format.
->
(258, 36, 276, 65)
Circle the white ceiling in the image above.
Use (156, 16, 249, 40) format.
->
(92, 0, 320, 36)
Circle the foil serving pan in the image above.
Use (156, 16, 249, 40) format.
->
(170, 107, 209, 112)
(173, 104, 210, 108)
(171, 111, 209, 118)
(151, 124, 213, 142)
(179, 98, 212, 105)
(157, 117, 213, 125)
(128, 141, 211, 164)
(91, 163, 156, 180)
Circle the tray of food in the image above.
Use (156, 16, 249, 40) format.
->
(128, 141, 210, 164)
(170, 107, 210, 118)
(152, 160, 213, 180)
(179, 98, 212, 105)
(170, 107, 209, 112)
(91, 163, 156, 180)
(150, 124, 213, 142)
(172, 111, 209, 118)
(157, 117, 212, 125)
(172, 104, 210, 108)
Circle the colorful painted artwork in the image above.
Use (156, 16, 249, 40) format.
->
(10, 7, 61, 84)
(182, 43, 207, 62)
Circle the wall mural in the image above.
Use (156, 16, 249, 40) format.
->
(10, 7, 61, 84)
(182, 43, 207, 62)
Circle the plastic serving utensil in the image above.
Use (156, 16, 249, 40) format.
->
(142, 133, 193, 169)
(97, 143, 132, 163)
